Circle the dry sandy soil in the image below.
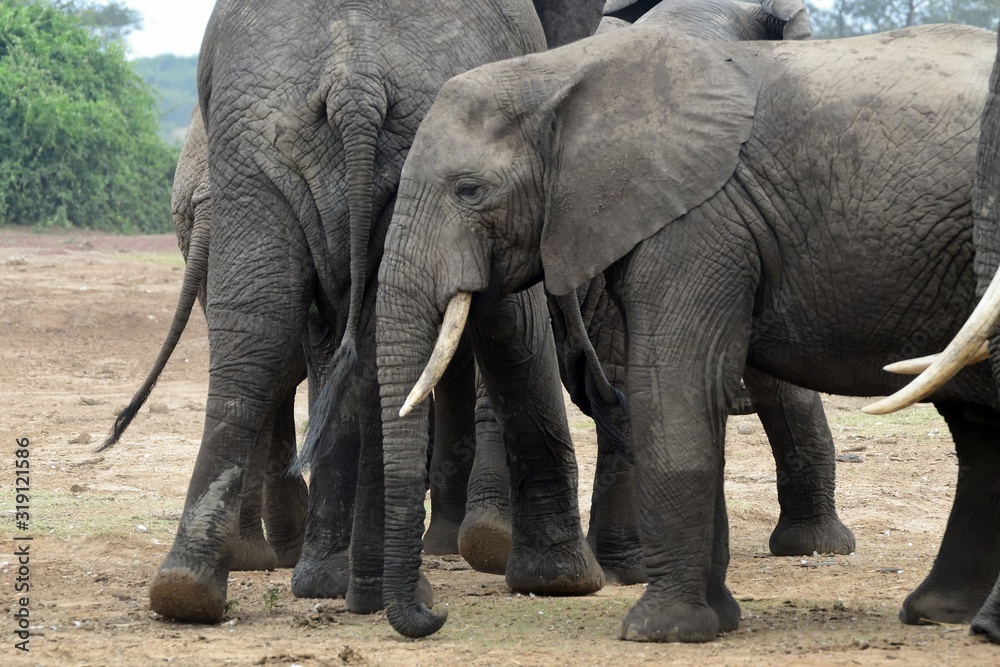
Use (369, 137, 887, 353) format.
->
(1, 227, 998, 666)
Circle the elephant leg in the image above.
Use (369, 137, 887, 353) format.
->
(459, 374, 512, 575)
(900, 402, 1000, 625)
(149, 311, 306, 623)
(587, 426, 644, 585)
(470, 285, 603, 596)
(616, 229, 752, 643)
(972, 576, 1000, 642)
(741, 366, 855, 556)
(423, 334, 477, 555)
(229, 420, 279, 571)
(292, 345, 359, 598)
(261, 393, 308, 567)
(290, 417, 359, 599)
(148, 184, 312, 622)
(708, 466, 740, 633)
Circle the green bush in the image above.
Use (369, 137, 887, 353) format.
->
(0, 0, 177, 232)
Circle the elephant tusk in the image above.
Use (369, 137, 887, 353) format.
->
(399, 292, 473, 418)
(882, 343, 990, 375)
(861, 267, 1000, 415)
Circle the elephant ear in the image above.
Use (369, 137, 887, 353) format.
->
(760, 0, 812, 40)
(536, 28, 757, 296)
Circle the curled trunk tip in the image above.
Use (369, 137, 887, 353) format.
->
(386, 601, 448, 638)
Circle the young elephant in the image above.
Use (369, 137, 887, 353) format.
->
(377, 24, 1000, 642)
(526, 0, 853, 584)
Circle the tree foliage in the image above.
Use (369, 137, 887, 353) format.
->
(54, 0, 141, 42)
(132, 54, 199, 143)
(807, 0, 1000, 38)
(0, 0, 176, 232)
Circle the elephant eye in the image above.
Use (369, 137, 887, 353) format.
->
(454, 182, 485, 205)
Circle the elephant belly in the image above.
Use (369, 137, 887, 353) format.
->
(745, 276, 999, 410)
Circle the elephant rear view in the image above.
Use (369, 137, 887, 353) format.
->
(149, 0, 604, 625)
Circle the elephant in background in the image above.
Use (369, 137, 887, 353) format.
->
(143, 0, 605, 625)
(375, 23, 1000, 641)
(459, 0, 853, 586)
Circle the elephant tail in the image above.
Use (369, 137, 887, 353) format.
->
(295, 61, 388, 473)
(97, 210, 210, 452)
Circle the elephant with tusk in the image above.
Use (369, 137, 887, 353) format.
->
(376, 23, 1000, 642)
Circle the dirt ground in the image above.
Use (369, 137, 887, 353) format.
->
(1, 227, 998, 666)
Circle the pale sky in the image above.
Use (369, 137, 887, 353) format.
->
(122, 0, 214, 59)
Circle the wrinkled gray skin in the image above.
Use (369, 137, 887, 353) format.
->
(172, 109, 311, 572)
(461, 0, 854, 586)
(166, 108, 471, 585)
(148, 0, 604, 626)
(378, 24, 1000, 641)
(967, 30, 1000, 646)
(103, 109, 312, 573)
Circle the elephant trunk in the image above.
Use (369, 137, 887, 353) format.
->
(98, 209, 210, 451)
(377, 248, 451, 638)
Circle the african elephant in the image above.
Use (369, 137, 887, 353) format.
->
(865, 29, 1000, 644)
(459, 0, 853, 586)
(118, 106, 473, 591)
(145, 0, 605, 625)
(375, 23, 1000, 642)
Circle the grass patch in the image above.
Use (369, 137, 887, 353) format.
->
(825, 403, 945, 441)
(0, 487, 183, 540)
(118, 251, 185, 267)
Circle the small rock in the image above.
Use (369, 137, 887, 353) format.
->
(79, 397, 107, 406)
(338, 646, 365, 665)
(149, 403, 170, 414)
(836, 453, 864, 463)
(69, 432, 92, 444)
(136, 525, 147, 533)
(736, 421, 755, 436)
(185, 401, 204, 411)
(70, 484, 88, 493)
(6, 256, 27, 266)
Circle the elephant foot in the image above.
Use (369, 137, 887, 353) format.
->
(458, 507, 512, 575)
(344, 572, 434, 614)
(423, 515, 461, 555)
(346, 574, 384, 614)
(149, 561, 228, 623)
(619, 593, 721, 643)
(899, 577, 991, 625)
(707, 581, 741, 633)
(263, 477, 308, 568)
(506, 536, 605, 596)
(273, 545, 303, 569)
(971, 595, 1000, 643)
(593, 544, 645, 586)
(769, 515, 855, 556)
(229, 535, 278, 572)
(290, 550, 349, 599)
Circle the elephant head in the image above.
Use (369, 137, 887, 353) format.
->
(376, 26, 755, 636)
